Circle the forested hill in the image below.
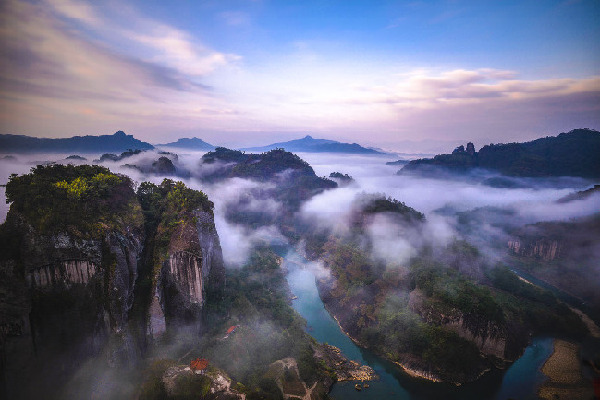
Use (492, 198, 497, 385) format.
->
(200, 147, 327, 181)
(400, 128, 600, 178)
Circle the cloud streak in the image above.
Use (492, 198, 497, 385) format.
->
(0, 0, 241, 138)
(0, 0, 598, 147)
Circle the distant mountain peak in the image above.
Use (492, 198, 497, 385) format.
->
(157, 137, 216, 150)
(114, 130, 127, 136)
(241, 135, 385, 154)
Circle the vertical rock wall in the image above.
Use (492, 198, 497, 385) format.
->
(508, 238, 561, 261)
(157, 211, 225, 329)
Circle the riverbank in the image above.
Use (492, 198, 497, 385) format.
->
(317, 278, 491, 386)
(538, 339, 593, 400)
(286, 253, 567, 399)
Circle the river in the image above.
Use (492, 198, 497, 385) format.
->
(283, 250, 553, 400)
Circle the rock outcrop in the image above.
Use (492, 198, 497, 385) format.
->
(400, 128, 600, 178)
(0, 216, 144, 399)
(28, 260, 98, 288)
(409, 289, 508, 359)
(150, 210, 225, 335)
(313, 344, 377, 382)
(1, 166, 224, 399)
(508, 238, 561, 261)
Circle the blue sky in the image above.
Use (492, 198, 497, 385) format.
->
(0, 0, 598, 149)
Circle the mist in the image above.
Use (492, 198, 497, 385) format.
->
(292, 152, 599, 274)
(2, 145, 599, 400)
(2, 150, 598, 267)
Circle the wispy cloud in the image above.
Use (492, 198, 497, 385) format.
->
(218, 58, 600, 142)
(43, 0, 241, 77)
(0, 0, 598, 146)
(0, 0, 241, 137)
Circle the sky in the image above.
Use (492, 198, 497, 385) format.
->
(0, 0, 599, 150)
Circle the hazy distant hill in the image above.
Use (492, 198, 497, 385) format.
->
(0, 131, 154, 153)
(400, 128, 600, 178)
(156, 137, 215, 151)
(241, 135, 385, 154)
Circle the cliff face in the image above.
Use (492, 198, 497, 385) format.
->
(148, 210, 225, 335)
(0, 216, 144, 399)
(508, 238, 561, 261)
(506, 215, 600, 324)
(28, 260, 98, 288)
(409, 289, 508, 359)
(106, 230, 144, 331)
(195, 210, 225, 286)
(1, 167, 224, 399)
(160, 251, 205, 326)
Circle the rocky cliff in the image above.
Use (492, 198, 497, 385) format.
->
(409, 289, 508, 359)
(508, 238, 561, 261)
(0, 214, 145, 399)
(506, 214, 600, 324)
(137, 180, 225, 341)
(0, 166, 225, 399)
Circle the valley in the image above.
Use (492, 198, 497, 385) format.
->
(1, 130, 599, 399)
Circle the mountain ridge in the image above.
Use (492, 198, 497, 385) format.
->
(0, 130, 154, 153)
(400, 128, 600, 178)
(240, 135, 386, 154)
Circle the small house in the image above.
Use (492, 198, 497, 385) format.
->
(190, 358, 209, 374)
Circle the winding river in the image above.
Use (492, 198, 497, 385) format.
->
(283, 250, 553, 400)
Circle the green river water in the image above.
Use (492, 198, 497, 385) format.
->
(284, 250, 553, 400)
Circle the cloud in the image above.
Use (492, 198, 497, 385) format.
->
(42, 0, 241, 77)
(214, 58, 600, 146)
(186, 176, 287, 266)
(341, 69, 600, 108)
(294, 152, 599, 272)
(0, 0, 597, 147)
(0, 0, 241, 137)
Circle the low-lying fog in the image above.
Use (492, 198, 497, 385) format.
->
(1, 150, 598, 268)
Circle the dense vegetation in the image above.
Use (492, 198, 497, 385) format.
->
(230, 149, 313, 180)
(317, 225, 589, 382)
(328, 172, 353, 184)
(487, 266, 587, 338)
(5, 164, 141, 235)
(204, 148, 336, 227)
(319, 239, 488, 381)
(132, 179, 214, 328)
(203, 248, 329, 391)
(506, 213, 600, 323)
(201, 147, 249, 164)
(360, 195, 425, 222)
(401, 128, 600, 177)
(96, 148, 144, 163)
(140, 247, 332, 400)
